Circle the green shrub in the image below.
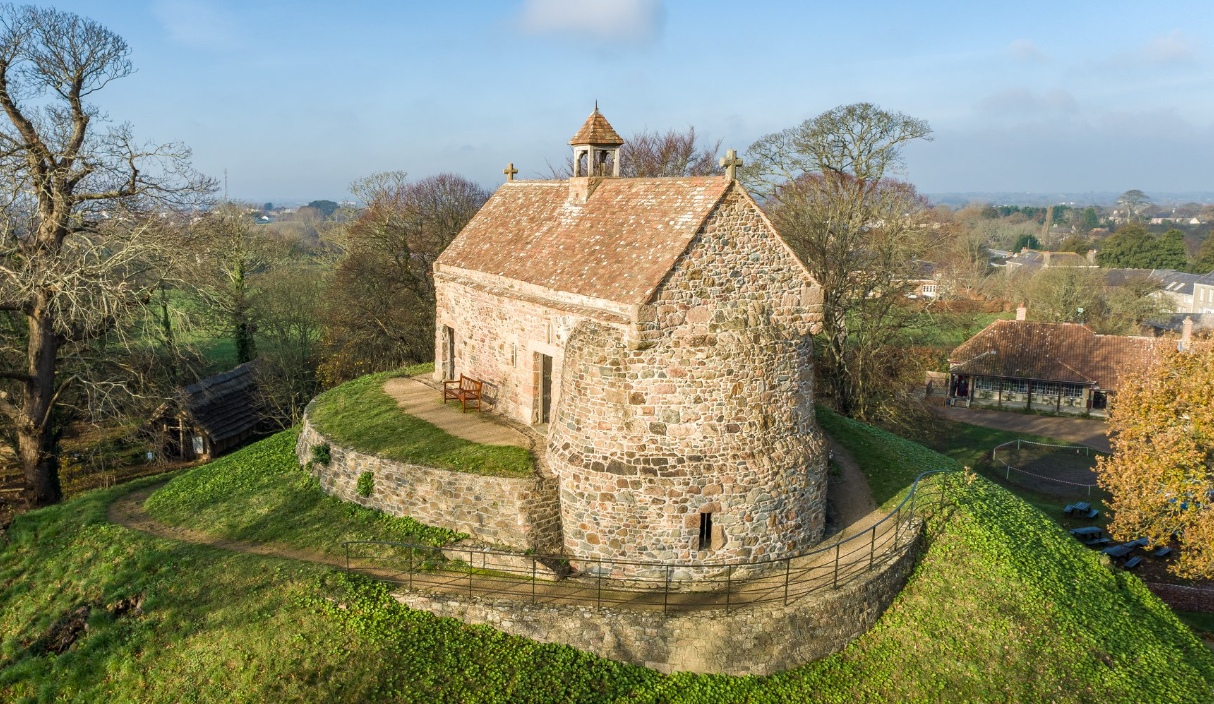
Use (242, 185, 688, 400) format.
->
(356, 471, 374, 497)
(310, 442, 331, 466)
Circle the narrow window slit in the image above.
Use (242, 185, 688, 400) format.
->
(698, 512, 713, 551)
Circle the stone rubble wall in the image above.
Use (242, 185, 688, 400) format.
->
(547, 187, 829, 577)
(297, 417, 563, 552)
(393, 527, 922, 676)
(433, 270, 631, 425)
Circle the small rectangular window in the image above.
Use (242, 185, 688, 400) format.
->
(698, 512, 713, 551)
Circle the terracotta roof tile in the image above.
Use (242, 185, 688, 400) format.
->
(569, 109, 625, 146)
(949, 319, 1156, 391)
(435, 177, 732, 306)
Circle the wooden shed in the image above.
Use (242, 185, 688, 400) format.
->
(155, 362, 265, 460)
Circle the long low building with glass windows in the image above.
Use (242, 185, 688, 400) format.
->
(946, 314, 1161, 417)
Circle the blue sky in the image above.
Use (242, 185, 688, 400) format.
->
(31, 0, 1214, 202)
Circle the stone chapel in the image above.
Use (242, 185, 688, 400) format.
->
(432, 108, 829, 576)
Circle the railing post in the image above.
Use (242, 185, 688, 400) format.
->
(833, 543, 840, 589)
(869, 524, 876, 569)
(344, 543, 349, 573)
(531, 557, 537, 603)
(725, 565, 732, 614)
(894, 505, 902, 550)
(663, 566, 671, 615)
(596, 558, 602, 610)
(783, 558, 790, 606)
(408, 548, 413, 591)
(468, 548, 473, 598)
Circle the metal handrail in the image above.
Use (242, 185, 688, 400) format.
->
(341, 469, 955, 613)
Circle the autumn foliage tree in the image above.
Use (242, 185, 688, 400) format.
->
(1095, 342, 1214, 579)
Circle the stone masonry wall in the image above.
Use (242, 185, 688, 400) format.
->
(548, 186, 829, 578)
(393, 527, 922, 676)
(297, 417, 563, 552)
(433, 271, 631, 425)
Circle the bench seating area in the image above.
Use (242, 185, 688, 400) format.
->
(443, 374, 484, 413)
(1064, 504, 1175, 571)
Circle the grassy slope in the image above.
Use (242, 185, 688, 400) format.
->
(143, 429, 461, 556)
(2, 419, 1211, 702)
(308, 365, 534, 478)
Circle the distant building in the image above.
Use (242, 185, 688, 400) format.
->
(947, 308, 1158, 417)
(1003, 248, 1097, 272)
(1103, 268, 1203, 314)
(1195, 271, 1214, 315)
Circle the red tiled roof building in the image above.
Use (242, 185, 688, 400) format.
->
(947, 316, 1158, 416)
(431, 109, 828, 577)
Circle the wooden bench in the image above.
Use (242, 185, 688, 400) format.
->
(443, 374, 483, 413)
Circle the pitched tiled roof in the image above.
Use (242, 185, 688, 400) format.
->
(435, 176, 734, 306)
(949, 319, 1156, 391)
(569, 109, 625, 146)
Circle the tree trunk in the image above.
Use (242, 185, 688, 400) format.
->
(20, 302, 62, 505)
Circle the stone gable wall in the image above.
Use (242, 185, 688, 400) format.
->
(547, 187, 829, 577)
(297, 417, 562, 552)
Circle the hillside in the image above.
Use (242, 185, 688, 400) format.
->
(0, 409, 1210, 702)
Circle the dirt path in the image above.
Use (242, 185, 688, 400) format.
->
(934, 406, 1112, 453)
(107, 484, 343, 568)
(107, 466, 915, 613)
(382, 377, 529, 448)
(824, 438, 880, 540)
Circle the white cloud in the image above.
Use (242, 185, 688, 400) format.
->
(1102, 30, 1202, 69)
(515, 0, 665, 45)
(977, 87, 1077, 116)
(1006, 39, 1048, 62)
(1142, 29, 1201, 64)
(152, 0, 241, 51)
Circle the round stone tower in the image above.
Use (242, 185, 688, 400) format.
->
(547, 310, 828, 581)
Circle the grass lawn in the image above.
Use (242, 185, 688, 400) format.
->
(143, 429, 461, 557)
(2, 420, 1211, 701)
(1178, 611, 1214, 642)
(308, 365, 534, 478)
(921, 417, 1113, 531)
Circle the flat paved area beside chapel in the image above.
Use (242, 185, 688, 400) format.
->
(934, 406, 1112, 453)
(381, 377, 530, 448)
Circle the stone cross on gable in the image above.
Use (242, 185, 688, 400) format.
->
(503, 163, 518, 181)
(719, 149, 742, 180)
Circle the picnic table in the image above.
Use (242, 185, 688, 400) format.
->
(1064, 502, 1099, 519)
(1101, 538, 1147, 559)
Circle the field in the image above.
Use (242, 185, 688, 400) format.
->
(991, 443, 1103, 497)
(0, 408, 1211, 702)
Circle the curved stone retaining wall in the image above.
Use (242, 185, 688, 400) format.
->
(297, 417, 562, 552)
(392, 527, 922, 676)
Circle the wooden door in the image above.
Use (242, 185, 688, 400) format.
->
(540, 354, 553, 424)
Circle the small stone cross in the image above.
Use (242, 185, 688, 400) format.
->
(719, 149, 742, 180)
(503, 162, 518, 181)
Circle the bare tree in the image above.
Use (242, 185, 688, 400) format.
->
(187, 203, 285, 364)
(1117, 189, 1152, 223)
(319, 172, 487, 383)
(748, 103, 936, 422)
(743, 102, 932, 200)
(0, 6, 211, 505)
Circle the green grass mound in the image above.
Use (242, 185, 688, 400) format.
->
(308, 364, 534, 478)
(144, 429, 461, 556)
(2, 414, 1210, 702)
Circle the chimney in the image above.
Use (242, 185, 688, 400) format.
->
(1180, 316, 1194, 352)
(1086, 248, 1096, 264)
(1043, 251, 1052, 267)
(1016, 303, 1027, 321)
